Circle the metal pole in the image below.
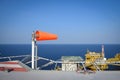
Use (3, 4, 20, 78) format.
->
(35, 44, 38, 70)
(81, 62, 87, 71)
(32, 32, 35, 69)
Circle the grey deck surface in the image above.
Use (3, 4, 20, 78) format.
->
(0, 71, 120, 80)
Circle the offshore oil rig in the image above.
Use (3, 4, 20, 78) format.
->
(85, 45, 120, 71)
(0, 30, 120, 80)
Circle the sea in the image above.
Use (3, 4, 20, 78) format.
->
(0, 44, 120, 70)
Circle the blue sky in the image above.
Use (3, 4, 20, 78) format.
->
(0, 0, 120, 44)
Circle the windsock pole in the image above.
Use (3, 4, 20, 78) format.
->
(31, 30, 58, 69)
(32, 31, 35, 69)
(35, 43, 38, 70)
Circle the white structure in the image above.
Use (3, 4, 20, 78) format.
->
(62, 56, 83, 71)
(31, 32, 38, 70)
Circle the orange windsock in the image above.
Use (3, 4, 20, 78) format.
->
(35, 30, 58, 41)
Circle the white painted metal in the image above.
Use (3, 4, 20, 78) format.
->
(0, 55, 30, 59)
(81, 62, 87, 71)
(0, 64, 22, 68)
(32, 32, 35, 69)
(35, 44, 38, 70)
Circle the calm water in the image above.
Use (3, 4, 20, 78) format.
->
(0, 44, 120, 70)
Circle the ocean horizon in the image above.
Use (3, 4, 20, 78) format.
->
(0, 44, 120, 70)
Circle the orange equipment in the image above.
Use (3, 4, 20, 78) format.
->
(35, 30, 58, 41)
